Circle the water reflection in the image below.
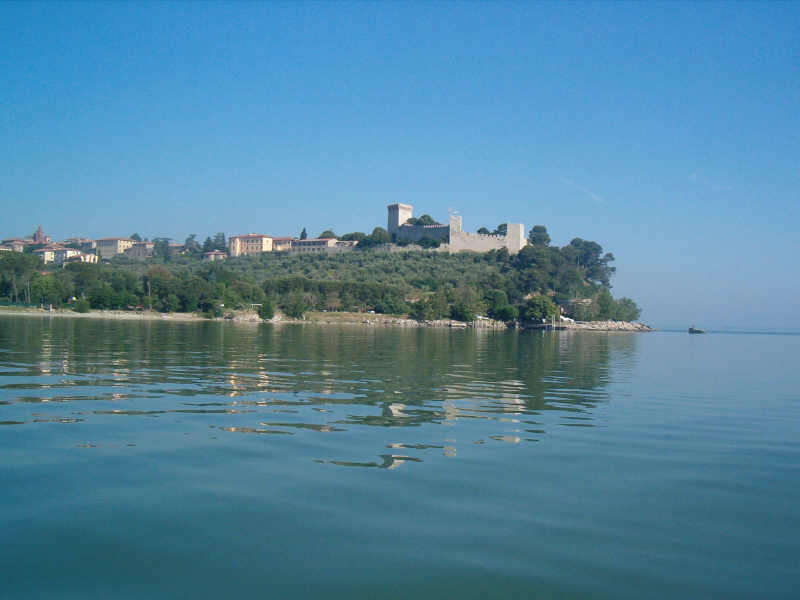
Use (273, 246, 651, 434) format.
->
(0, 317, 638, 468)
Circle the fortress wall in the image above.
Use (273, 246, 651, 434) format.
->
(449, 222, 526, 254)
(395, 224, 450, 242)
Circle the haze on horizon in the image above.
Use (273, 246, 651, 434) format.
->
(1, 3, 798, 331)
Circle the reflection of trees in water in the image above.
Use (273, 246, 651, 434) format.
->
(0, 318, 638, 457)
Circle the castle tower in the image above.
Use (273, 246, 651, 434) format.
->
(504, 223, 526, 253)
(387, 203, 413, 235)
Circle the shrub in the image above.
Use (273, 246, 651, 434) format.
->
(258, 300, 275, 320)
(72, 298, 90, 313)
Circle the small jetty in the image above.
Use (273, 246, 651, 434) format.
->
(688, 326, 706, 334)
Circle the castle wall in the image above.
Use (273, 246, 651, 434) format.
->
(449, 222, 526, 254)
(395, 223, 450, 243)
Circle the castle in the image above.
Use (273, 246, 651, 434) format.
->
(387, 203, 526, 254)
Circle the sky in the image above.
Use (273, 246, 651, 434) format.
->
(1, 2, 798, 330)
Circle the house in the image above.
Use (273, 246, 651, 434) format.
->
(52, 246, 83, 265)
(33, 245, 62, 264)
(96, 238, 135, 260)
(228, 234, 273, 257)
(123, 241, 155, 259)
(64, 252, 97, 264)
(203, 250, 227, 261)
(270, 237, 294, 252)
(289, 238, 357, 253)
(1, 238, 30, 253)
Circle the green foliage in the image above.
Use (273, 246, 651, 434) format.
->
(417, 236, 440, 249)
(520, 295, 558, 322)
(184, 234, 201, 254)
(340, 232, 366, 242)
(528, 225, 550, 246)
(153, 238, 172, 263)
(415, 214, 440, 226)
(258, 299, 275, 320)
(72, 298, 90, 313)
(613, 297, 641, 321)
(300, 228, 308, 240)
(477, 227, 491, 235)
(0, 233, 641, 322)
(357, 227, 391, 249)
(450, 302, 476, 322)
(130, 233, 142, 242)
(319, 230, 337, 239)
(492, 223, 507, 236)
(282, 290, 308, 318)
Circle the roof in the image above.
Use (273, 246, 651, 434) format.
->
(97, 237, 135, 242)
(230, 233, 269, 239)
(270, 237, 294, 241)
(203, 250, 226, 255)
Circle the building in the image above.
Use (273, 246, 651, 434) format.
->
(123, 241, 155, 259)
(63, 238, 97, 253)
(387, 204, 526, 254)
(32, 245, 94, 265)
(270, 237, 294, 252)
(96, 238, 135, 260)
(1, 238, 30, 253)
(64, 252, 97, 264)
(52, 246, 83, 265)
(387, 203, 451, 244)
(32, 225, 51, 245)
(229, 234, 273, 257)
(33, 246, 59, 264)
(203, 250, 227, 261)
(289, 238, 358, 253)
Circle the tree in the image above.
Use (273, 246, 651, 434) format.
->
(416, 214, 439, 226)
(212, 233, 227, 252)
(319, 230, 337, 239)
(450, 302, 476, 322)
(153, 238, 172, 262)
(258, 298, 275, 320)
(130, 233, 142, 242)
(72, 298, 90, 313)
(528, 225, 550, 246)
(282, 290, 308, 318)
(477, 227, 491, 235)
(300, 228, 308, 240)
(339, 232, 366, 242)
(614, 297, 641, 322)
(519, 295, 558, 322)
(184, 234, 202, 254)
(492, 223, 508, 236)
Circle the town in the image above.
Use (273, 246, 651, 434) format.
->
(0, 204, 526, 265)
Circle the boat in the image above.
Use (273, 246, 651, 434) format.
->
(688, 326, 705, 334)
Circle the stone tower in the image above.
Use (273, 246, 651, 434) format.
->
(505, 223, 526, 253)
(387, 203, 413, 235)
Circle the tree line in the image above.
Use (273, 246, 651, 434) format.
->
(0, 225, 641, 323)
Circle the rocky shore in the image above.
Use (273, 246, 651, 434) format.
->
(0, 307, 651, 331)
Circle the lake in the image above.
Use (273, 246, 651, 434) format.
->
(1, 316, 798, 599)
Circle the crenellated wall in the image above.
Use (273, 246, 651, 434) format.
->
(386, 203, 526, 254)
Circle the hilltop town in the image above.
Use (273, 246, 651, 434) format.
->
(0, 204, 528, 265)
(0, 203, 642, 327)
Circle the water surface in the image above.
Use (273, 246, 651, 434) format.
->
(1, 316, 797, 598)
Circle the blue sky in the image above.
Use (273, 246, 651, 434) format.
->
(1, 3, 798, 329)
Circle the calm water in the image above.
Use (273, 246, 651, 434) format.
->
(1, 316, 798, 599)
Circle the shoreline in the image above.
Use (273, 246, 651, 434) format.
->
(0, 306, 652, 331)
